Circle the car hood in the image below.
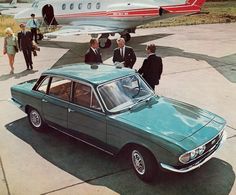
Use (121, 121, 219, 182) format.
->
(113, 97, 217, 142)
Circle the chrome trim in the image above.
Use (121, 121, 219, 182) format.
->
(179, 123, 226, 164)
(37, 74, 105, 113)
(9, 98, 23, 108)
(161, 130, 227, 173)
(97, 74, 154, 113)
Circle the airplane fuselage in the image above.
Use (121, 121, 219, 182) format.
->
(15, 0, 185, 29)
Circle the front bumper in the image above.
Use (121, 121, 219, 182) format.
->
(160, 130, 227, 173)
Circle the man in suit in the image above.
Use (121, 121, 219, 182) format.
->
(18, 23, 33, 70)
(112, 38, 136, 68)
(84, 38, 102, 64)
(138, 44, 163, 90)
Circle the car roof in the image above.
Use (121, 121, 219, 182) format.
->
(42, 63, 135, 85)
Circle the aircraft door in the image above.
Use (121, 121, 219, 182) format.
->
(42, 4, 58, 25)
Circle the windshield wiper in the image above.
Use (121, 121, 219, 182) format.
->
(129, 95, 153, 111)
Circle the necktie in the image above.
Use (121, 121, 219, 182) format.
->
(33, 19, 37, 27)
(120, 48, 123, 58)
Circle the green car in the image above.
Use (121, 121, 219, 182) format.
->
(11, 63, 226, 182)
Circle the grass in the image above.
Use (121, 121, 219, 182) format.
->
(0, 15, 20, 37)
(0, 1, 236, 36)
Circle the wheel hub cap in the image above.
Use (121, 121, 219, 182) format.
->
(30, 110, 41, 128)
(132, 150, 145, 175)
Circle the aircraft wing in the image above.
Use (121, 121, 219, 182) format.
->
(44, 25, 125, 38)
(0, 8, 9, 11)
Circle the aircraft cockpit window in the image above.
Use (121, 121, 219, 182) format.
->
(87, 3, 91, 9)
(78, 3, 82, 10)
(62, 3, 66, 10)
(70, 3, 74, 10)
(96, 2, 101, 9)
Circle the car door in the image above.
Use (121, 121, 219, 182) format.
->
(67, 81, 107, 146)
(42, 76, 71, 129)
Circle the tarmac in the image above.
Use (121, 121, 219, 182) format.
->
(0, 23, 236, 195)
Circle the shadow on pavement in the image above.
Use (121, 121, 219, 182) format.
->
(39, 33, 236, 83)
(6, 117, 235, 195)
(0, 70, 38, 81)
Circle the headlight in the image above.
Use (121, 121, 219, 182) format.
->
(179, 144, 206, 164)
(190, 150, 198, 159)
(198, 145, 206, 155)
(179, 153, 191, 164)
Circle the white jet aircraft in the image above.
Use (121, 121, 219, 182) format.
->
(0, 0, 17, 12)
(14, 0, 205, 48)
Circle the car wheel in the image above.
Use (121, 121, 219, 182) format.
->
(131, 146, 157, 182)
(28, 108, 45, 131)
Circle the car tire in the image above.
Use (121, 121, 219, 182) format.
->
(131, 146, 157, 182)
(28, 107, 46, 131)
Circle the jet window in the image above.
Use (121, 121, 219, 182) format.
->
(96, 2, 101, 9)
(70, 3, 74, 10)
(62, 3, 66, 10)
(87, 3, 91, 9)
(78, 3, 82, 10)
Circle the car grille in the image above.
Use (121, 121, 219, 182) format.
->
(175, 130, 224, 169)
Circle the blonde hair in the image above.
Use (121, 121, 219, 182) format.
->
(5, 27, 14, 35)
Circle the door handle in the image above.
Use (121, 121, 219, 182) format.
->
(42, 99, 48, 103)
(68, 108, 75, 112)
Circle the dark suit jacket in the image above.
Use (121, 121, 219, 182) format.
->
(84, 48, 102, 64)
(138, 54, 163, 86)
(18, 31, 33, 50)
(112, 46, 136, 68)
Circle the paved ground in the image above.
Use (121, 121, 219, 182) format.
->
(0, 23, 236, 195)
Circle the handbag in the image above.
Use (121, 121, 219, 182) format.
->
(14, 46, 18, 53)
(14, 37, 18, 53)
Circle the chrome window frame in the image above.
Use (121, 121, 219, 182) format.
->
(34, 74, 105, 113)
(97, 73, 154, 113)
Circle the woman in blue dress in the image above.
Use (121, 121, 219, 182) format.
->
(3, 27, 19, 74)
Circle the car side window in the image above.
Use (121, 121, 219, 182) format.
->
(37, 76, 50, 93)
(73, 82, 101, 111)
(48, 77, 71, 101)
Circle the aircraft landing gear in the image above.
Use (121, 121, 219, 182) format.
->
(99, 34, 111, 48)
(121, 33, 131, 42)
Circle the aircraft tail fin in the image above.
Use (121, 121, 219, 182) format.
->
(186, 0, 206, 7)
(10, 0, 17, 6)
(160, 0, 206, 15)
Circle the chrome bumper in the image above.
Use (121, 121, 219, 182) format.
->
(160, 130, 227, 173)
(9, 98, 24, 109)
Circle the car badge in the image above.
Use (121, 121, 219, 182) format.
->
(211, 139, 216, 145)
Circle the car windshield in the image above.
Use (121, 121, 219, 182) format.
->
(98, 74, 154, 112)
